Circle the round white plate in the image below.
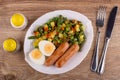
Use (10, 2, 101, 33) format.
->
(24, 10, 93, 74)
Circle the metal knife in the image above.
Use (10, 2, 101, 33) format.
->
(97, 6, 118, 74)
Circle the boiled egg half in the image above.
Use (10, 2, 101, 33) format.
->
(38, 40, 56, 56)
(29, 49, 45, 65)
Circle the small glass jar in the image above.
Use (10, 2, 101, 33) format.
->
(3, 38, 20, 53)
(10, 13, 28, 30)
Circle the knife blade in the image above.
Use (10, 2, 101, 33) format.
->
(106, 6, 118, 38)
(97, 6, 118, 74)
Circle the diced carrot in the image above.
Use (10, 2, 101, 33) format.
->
(71, 27, 75, 32)
(72, 20, 75, 23)
(56, 32, 59, 35)
(45, 34, 49, 38)
(44, 24, 48, 31)
(44, 27, 48, 31)
(75, 24, 80, 32)
(72, 20, 77, 24)
(34, 31, 39, 36)
(61, 27, 64, 30)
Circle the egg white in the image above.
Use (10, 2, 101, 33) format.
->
(29, 49, 45, 65)
(38, 40, 56, 56)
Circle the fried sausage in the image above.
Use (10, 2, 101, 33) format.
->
(55, 44, 79, 68)
(44, 42, 69, 66)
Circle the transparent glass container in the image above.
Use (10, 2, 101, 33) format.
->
(3, 38, 20, 53)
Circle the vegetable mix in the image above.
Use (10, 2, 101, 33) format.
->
(28, 15, 86, 49)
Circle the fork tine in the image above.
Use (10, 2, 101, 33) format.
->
(103, 6, 107, 19)
(101, 6, 107, 22)
(100, 6, 104, 20)
(100, 6, 104, 21)
(98, 6, 106, 20)
(97, 6, 103, 21)
(97, 6, 101, 20)
(99, 6, 103, 21)
(96, 6, 107, 27)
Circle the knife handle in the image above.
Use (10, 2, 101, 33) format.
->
(97, 38, 110, 74)
(91, 31, 100, 72)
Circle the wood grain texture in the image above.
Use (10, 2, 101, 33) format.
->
(0, 0, 120, 80)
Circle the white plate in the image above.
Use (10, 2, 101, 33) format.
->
(24, 10, 93, 74)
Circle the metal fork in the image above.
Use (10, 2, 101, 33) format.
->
(91, 6, 107, 72)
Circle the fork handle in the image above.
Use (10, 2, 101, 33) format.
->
(97, 38, 110, 74)
(91, 31, 100, 72)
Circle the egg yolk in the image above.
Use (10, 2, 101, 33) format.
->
(44, 43, 54, 54)
(31, 49, 42, 59)
(11, 13, 24, 26)
(3, 39, 17, 52)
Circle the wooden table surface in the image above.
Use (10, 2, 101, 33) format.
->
(0, 0, 120, 80)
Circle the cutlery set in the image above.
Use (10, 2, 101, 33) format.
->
(91, 6, 118, 74)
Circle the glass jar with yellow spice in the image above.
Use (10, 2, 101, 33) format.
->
(3, 38, 20, 53)
(10, 13, 28, 30)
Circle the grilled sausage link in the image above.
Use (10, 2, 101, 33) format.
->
(55, 44, 79, 68)
(44, 42, 69, 66)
